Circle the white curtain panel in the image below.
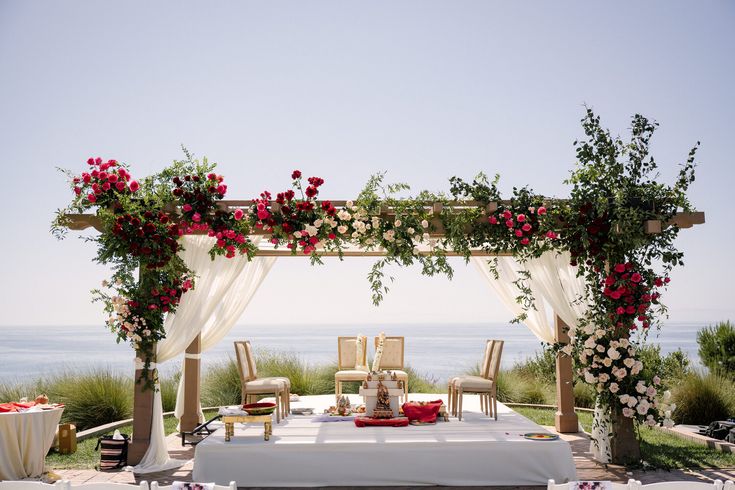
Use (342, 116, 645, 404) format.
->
(472, 256, 555, 343)
(524, 251, 589, 333)
(134, 235, 275, 474)
(173, 250, 277, 424)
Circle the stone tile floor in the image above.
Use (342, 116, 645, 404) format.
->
(55, 427, 735, 489)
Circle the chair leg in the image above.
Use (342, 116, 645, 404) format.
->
(458, 389, 464, 421)
(493, 393, 498, 421)
(480, 393, 485, 414)
(447, 383, 453, 415)
(335, 379, 341, 398)
(275, 390, 281, 424)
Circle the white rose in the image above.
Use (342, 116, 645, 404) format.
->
(584, 371, 597, 384)
(619, 338, 629, 348)
(314, 219, 323, 228)
(407, 227, 415, 234)
(646, 418, 656, 427)
(294, 231, 302, 238)
(584, 337, 596, 349)
(394, 219, 402, 227)
(583, 324, 595, 335)
(609, 383, 619, 393)
(637, 399, 650, 415)
(337, 225, 348, 234)
(627, 397, 637, 408)
(636, 381, 647, 394)
(607, 347, 621, 360)
(421, 219, 429, 228)
(561, 344, 573, 356)
(663, 390, 672, 402)
(346, 200, 353, 208)
(663, 418, 674, 428)
(623, 407, 635, 418)
(599, 373, 610, 383)
(623, 358, 635, 368)
(602, 358, 612, 367)
(646, 386, 657, 397)
(619, 394, 630, 405)
(596, 344, 605, 353)
(595, 329, 606, 338)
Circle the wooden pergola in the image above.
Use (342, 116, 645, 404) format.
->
(66, 201, 705, 463)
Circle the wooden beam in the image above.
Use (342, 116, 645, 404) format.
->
(180, 334, 202, 433)
(253, 249, 513, 257)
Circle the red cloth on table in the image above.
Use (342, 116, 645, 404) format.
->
(354, 416, 409, 427)
(401, 400, 443, 424)
(0, 402, 36, 413)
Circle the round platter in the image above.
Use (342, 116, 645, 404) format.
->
(242, 402, 277, 415)
(523, 432, 559, 441)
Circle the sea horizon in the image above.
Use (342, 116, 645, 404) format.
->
(0, 321, 707, 384)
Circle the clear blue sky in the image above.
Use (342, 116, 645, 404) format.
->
(0, 1, 732, 327)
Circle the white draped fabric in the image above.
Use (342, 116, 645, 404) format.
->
(472, 256, 555, 343)
(134, 235, 275, 474)
(524, 251, 588, 334)
(173, 249, 277, 424)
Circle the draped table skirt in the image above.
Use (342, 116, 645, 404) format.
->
(0, 408, 64, 480)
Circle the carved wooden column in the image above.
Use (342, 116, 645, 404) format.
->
(554, 315, 579, 433)
(180, 333, 202, 432)
(128, 349, 156, 465)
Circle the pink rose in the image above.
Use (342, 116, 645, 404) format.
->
(102, 182, 111, 191)
(489, 216, 498, 225)
(116, 182, 126, 191)
(545, 231, 557, 239)
(182, 204, 193, 212)
(521, 223, 532, 232)
(520, 237, 529, 245)
(515, 229, 523, 237)
(516, 214, 526, 222)
(257, 209, 270, 220)
(108, 174, 118, 183)
(87, 193, 97, 203)
(234, 209, 244, 221)
(129, 180, 140, 192)
(537, 206, 547, 215)
(192, 212, 201, 222)
(505, 219, 514, 228)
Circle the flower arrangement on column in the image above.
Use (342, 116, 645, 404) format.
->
(53, 109, 699, 464)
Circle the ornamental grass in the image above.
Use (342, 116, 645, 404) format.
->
(671, 371, 735, 425)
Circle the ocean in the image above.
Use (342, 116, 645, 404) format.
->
(0, 322, 705, 384)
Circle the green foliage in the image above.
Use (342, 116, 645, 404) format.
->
(637, 344, 691, 382)
(495, 371, 555, 405)
(671, 371, 735, 425)
(40, 370, 133, 431)
(697, 321, 735, 376)
(159, 371, 180, 412)
(512, 347, 557, 381)
(573, 381, 597, 409)
(201, 359, 242, 407)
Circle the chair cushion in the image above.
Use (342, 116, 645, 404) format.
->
(244, 378, 285, 390)
(385, 369, 408, 380)
(335, 369, 370, 381)
(260, 376, 290, 390)
(454, 375, 493, 391)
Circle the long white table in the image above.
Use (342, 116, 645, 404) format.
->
(0, 407, 64, 480)
(193, 394, 576, 487)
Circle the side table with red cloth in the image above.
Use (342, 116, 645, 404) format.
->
(354, 416, 410, 427)
(402, 400, 443, 424)
(0, 407, 64, 480)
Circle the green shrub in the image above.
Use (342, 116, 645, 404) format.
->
(42, 369, 133, 431)
(637, 344, 690, 383)
(496, 371, 554, 405)
(0, 379, 38, 403)
(573, 381, 597, 409)
(159, 372, 180, 413)
(201, 359, 242, 407)
(513, 347, 557, 381)
(255, 350, 333, 396)
(671, 371, 735, 425)
(697, 321, 735, 377)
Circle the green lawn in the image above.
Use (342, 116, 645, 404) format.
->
(46, 411, 218, 470)
(514, 406, 735, 469)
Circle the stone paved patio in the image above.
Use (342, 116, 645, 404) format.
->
(54, 425, 735, 489)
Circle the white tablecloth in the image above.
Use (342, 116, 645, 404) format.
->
(193, 395, 576, 486)
(0, 407, 64, 480)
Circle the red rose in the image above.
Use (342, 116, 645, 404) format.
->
(129, 180, 140, 192)
(605, 276, 615, 286)
(654, 278, 663, 287)
(309, 236, 318, 245)
(489, 216, 498, 225)
(87, 193, 97, 203)
(545, 231, 557, 239)
(664, 277, 671, 284)
(116, 182, 126, 191)
(505, 220, 514, 228)
(87, 157, 95, 165)
(521, 223, 532, 232)
(516, 214, 526, 222)
(291, 170, 302, 179)
(234, 209, 244, 221)
(74, 187, 82, 195)
(95, 157, 102, 164)
(515, 229, 523, 237)
(328, 233, 336, 240)
(630, 273, 642, 283)
(614, 264, 626, 273)
(305, 186, 318, 198)
(502, 210, 512, 219)
(537, 206, 547, 215)
(616, 307, 625, 315)
(182, 204, 192, 212)
(626, 305, 636, 314)
(108, 174, 118, 183)
(520, 237, 529, 245)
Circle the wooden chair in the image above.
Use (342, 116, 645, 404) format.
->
(233, 340, 289, 423)
(373, 335, 409, 401)
(448, 340, 494, 416)
(453, 340, 503, 421)
(334, 336, 369, 397)
(634, 481, 731, 489)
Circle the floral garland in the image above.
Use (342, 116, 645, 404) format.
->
(53, 110, 698, 462)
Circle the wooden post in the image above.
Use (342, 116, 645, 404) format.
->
(554, 315, 579, 433)
(127, 349, 156, 465)
(180, 333, 202, 432)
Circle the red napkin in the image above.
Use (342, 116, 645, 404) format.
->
(354, 416, 410, 427)
(401, 400, 443, 424)
(0, 403, 18, 413)
(13, 402, 36, 409)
